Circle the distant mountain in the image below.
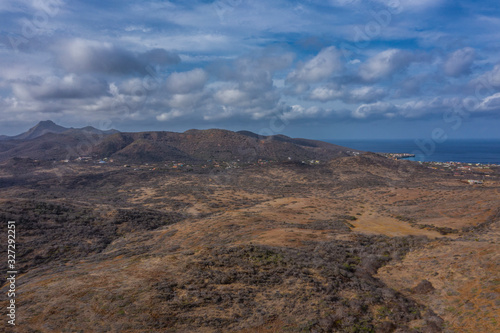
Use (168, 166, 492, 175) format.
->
(0, 121, 361, 163)
(92, 128, 361, 163)
(0, 120, 118, 141)
(0, 121, 119, 161)
(0, 120, 68, 141)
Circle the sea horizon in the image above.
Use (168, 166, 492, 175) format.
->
(326, 139, 500, 164)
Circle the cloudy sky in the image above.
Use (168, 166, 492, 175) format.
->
(1, 0, 500, 139)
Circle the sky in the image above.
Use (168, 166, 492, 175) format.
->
(1, 0, 500, 139)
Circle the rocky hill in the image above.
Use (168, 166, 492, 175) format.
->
(93, 129, 360, 163)
(0, 121, 360, 163)
(0, 120, 118, 142)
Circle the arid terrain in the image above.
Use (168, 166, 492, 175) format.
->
(0, 151, 498, 332)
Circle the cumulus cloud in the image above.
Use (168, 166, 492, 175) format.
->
(392, 74, 437, 98)
(214, 88, 248, 105)
(309, 84, 387, 103)
(352, 97, 482, 119)
(167, 92, 205, 110)
(282, 105, 332, 120)
(201, 52, 285, 120)
(53, 39, 179, 75)
(397, 97, 454, 118)
(309, 85, 343, 102)
(212, 84, 279, 119)
(473, 63, 500, 89)
(310, 91, 500, 121)
(151, 52, 288, 123)
(443, 47, 476, 77)
(348, 86, 388, 103)
(165, 68, 208, 94)
(156, 109, 185, 121)
(286, 46, 343, 83)
(359, 49, 415, 82)
(477, 92, 500, 112)
(1, 0, 499, 136)
(11, 74, 108, 100)
(353, 101, 396, 119)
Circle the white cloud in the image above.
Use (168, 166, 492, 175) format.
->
(477, 92, 500, 112)
(348, 86, 387, 103)
(286, 46, 343, 83)
(214, 88, 248, 105)
(167, 92, 205, 110)
(359, 49, 415, 81)
(443, 47, 476, 77)
(473, 63, 500, 88)
(353, 101, 396, 119)
(156, 109, 185, 121)
(309, 85, 343, 102)
(282, 105, 330, 120)
(165, 68, 208, 94)
(11, 74, 108, 100)
(309, 85, 387, 103)
(352, 97, 481, 119)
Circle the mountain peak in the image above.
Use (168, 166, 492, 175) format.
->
(10, 120, 69, 141)
(32, 120, 66, 130)
(38, 120, 56, 125)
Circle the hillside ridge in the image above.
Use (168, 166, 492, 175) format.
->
(0, 121, 362, 163)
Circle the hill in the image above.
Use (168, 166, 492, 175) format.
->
(0, 121, 118, 161)
(93, 129, 360, 163)
(0, 120, 118, 142)
(0, 121, 361, 162)
(0, 120, 69, 141)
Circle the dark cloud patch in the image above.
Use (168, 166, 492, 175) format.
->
(138, 48, 181, 66)
(11, 74, 109, 100)
(53, 39, 180, 75)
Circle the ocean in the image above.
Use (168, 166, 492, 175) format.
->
(326, 139, 500, 164)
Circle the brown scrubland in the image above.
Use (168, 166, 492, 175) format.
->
(0, 153, 498, 332)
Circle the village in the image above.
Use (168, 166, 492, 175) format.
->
(58, 153, 500, 184)
(420, 160, 500, 184)
(57, 154, 324, 170)
(44, 149, 500, 190)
